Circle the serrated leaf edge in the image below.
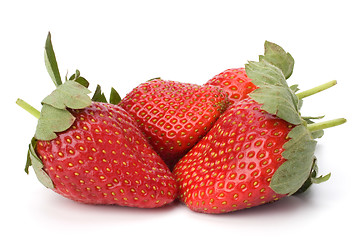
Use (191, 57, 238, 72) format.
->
(42, 81, 92, 110)
(35, 79, 92, 141)
(259, 41, 295, 79)
(35, 104, 76, 141)
(270, 125, 317, 195)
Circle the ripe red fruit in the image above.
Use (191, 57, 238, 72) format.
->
(34, 102, 178, 207)
(205, 41, 296, 106)
(205, 68, 257, 105)
(120, 78, 228, 169)
(19, 32, 178, 208)
(173, 41, 345, 214)
(173, 99, 292, 213)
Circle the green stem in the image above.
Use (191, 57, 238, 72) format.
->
(307, 118, 346, 132)
(296, 80, 337, 99)
(16, 98, 40, 119)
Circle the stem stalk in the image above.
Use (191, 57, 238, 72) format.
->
(16, 98, 41, 119)
(296, 80, 337, 99)
(307, 118, 346, 132)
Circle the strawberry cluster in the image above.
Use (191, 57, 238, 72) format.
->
(18, 33, 345, 214)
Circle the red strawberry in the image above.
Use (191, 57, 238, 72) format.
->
(120, 78, 228, 169)
(173, 42, 345, 214)
(174, 98, 292, 213)
(34, 101, 178, 207)
(205, 68, 257, 105)
(205, 41, 296, 105)
(174, 99, 345, 213)
(18, 32, 178, 208)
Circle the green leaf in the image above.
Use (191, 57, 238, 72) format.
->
(35, 70, 92, 141)
(68, 70, 90, 88)
(312, 172, 331, 184)
(44, 32, 62, 87)
(35, 104, 76, 141)
(310, 129, 324, 139)
(290, 85, 303, 109)
(25, 150, 32, 174)
(290, 84, 300, 93)
(246, 60, 287, 86)
(246, 60, 302, 125)
(74, 77, 89, 88)
(42, 80, 92, 110)
(297, 99, 303, 110)
(27, 137, 54, 189)
(33, 168, 55, 189)
(302, 115, 325, 121)
(71, 69, 81, 80)
(29, 151, 44, 171)
(247, 41, 332, 196)
(92, 85, 108, 103)
(109, 87, 121, 105)
(259, 41, 294, 79)
(270, 125, 317, 195)
(294, 158, 317, 194)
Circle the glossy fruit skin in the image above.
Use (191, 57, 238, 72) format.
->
(120, 78, 228, 169)
(173, 98, 294, 213)
(205, 68, 257, 105)
(36, 102, 178, 208)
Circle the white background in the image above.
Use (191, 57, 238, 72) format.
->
(1, 1, 358, 239)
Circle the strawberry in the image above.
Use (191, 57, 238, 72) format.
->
(174, 98, 291, 213)
(205, 68, 257, 105)
(205, 41, 295, 105)
(18, 33, 177, 208)
(120, 78, 228, 169)
(173, 41, 346, 214)
(32, 101, 178, 207)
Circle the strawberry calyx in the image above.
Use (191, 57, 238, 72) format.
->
(45, 32, 121, 105)
(17, 33, 93, 188)
(18, 32, 123, 189)
(36, 81, 91, 140)
(245, 41, 346, 195)
(29, 33, 122, 140)
(37, 33, 93, 141)
(16, 98, 54, 188)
